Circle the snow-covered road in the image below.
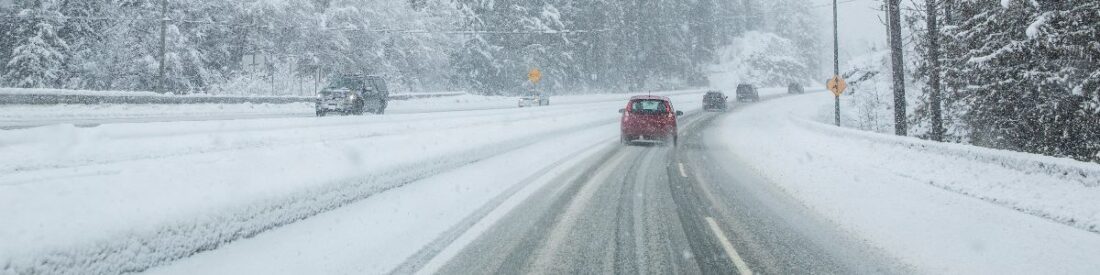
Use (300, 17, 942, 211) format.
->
(3, 88, 1098, 275)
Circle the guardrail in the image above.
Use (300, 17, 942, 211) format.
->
(0, 89, 466, 105)
(793, 118, 1100, 187)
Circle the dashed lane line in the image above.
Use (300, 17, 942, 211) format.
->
(705, 216, 754, 275)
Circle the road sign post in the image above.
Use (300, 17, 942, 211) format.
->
(827, 75, 847, 126)
(835, 95, 841, 126)
(528, 68, 542, 98)
(831, 0, 841, 126)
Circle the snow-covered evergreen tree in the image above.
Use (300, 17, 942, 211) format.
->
(940, 0, 1100, 162)
(3, 0, 68, 88)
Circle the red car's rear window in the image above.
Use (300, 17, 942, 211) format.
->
(630, 100, 669, 114)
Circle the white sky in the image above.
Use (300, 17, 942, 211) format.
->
(806, 0, 889, 73)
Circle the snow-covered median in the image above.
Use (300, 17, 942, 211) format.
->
(712, 92, 1100, 273)
(0, 91, 706, 129)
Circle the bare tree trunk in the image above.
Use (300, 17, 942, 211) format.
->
(888, 0, 907, 136)
(943, 0, 954, 24)
(928, 0, 944, 141)
(156, 0, 168, 93)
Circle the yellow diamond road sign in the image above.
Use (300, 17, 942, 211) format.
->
(528, 68, 542, 84)
(827, 75, 847, 97)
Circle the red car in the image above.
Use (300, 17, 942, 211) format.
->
(619, 95, 684, 146)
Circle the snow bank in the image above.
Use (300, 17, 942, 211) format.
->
(713, 93, 1100, 273)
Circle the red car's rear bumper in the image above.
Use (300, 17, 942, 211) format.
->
(621, 125, 675, 139)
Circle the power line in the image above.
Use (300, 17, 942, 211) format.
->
(0, 14, 614, 35)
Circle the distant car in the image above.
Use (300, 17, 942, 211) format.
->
(518, 93, 550, 107)
(788, 83, 805, 94)
(703, 91, 729, 112)
(736, 84, 760, 102)
(315, 75, 389, 116)
(619, 95, 684, 146)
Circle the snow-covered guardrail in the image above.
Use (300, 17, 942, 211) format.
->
(387, 91, 466, 101)
(792, 118, 1100, 188)
(771, 114, 1100, 234)
(0, 88, 465, 105)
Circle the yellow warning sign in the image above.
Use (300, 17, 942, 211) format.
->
(528, 68, 542, 84)
(827, 75, 847, 97)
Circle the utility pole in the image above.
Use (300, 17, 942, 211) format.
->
(833, 0, 840, 126)
(156, 0, 168, 94)
(944, 0, 954, 24)
(888, 0, 907, 136)
(927, 0, 944, 141)
(632, 0, 644, 91)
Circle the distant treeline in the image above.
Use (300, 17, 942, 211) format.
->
(0, 0, 821, 95)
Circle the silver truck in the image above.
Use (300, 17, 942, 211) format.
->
(518, 93, 550, 108)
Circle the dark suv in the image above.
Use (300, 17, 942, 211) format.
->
(316, 75, 389, 116)
(736, 84, 760, 102)
(703, 91, 728, 112)
(788, 83, 805, 94)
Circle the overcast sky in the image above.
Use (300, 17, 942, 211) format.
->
(807, 0, 889, 73)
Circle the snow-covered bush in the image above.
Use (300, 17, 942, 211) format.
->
(839, 50, 894, 134)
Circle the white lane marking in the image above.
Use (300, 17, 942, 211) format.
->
(678, 162, 688, 178)
(705, 217, 753, 275)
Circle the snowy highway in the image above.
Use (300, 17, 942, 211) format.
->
(3, 0, 1097, 274)
(3, 89, 1100, 275)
